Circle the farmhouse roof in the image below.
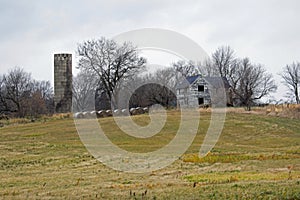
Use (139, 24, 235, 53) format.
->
(204, 77, 231, 89)
(176, 75, 201, 89)
(176, 74, 231, 89)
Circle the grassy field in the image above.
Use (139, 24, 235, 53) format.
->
(0, 110, 299, 199)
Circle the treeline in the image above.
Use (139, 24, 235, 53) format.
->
(200, 47, 300, 107)
(0, 67, 54, 118)
(74, 37, 299, 112)
(1, 37, 299, 117)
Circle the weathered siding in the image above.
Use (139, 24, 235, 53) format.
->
(54, 54, 72, 113)
(177, 76, 212, 108)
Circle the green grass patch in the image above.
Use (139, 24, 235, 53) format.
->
(182, 152, 300, 164)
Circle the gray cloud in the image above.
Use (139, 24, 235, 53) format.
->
(0, 0, 299, 100)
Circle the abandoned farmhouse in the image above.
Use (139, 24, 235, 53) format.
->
(176, 74, 232, 107)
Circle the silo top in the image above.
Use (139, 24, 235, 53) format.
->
(54, 53, 72, 60)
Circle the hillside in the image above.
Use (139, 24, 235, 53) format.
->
(0, 111, 299, 199)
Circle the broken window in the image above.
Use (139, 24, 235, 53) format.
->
(198, 85, 204, 92)
(198, 98, 204, 105)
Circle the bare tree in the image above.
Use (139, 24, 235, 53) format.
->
(77, 37, 146, 108)
(145, 68, 177, 108)
(21, 90, 48, 118)
(32, 80, 54, 114)
(198, 59, 217, 77)
(280, 62, 300, 104)
(73, 70, 98, 112)
(0, 74, 8, 114)
(172, 60, 199, 78)
(0, 67, 54, 117)
(201, 46, 237, 78)
(33, 80, 53, 100)
(172, 46, 236, 78)
(200, 46, 277, 110)
(212, 46, 236, 78)
(154, 67, 177, 89)
(127, 68, 177, 108)
(2, 67, 33, 116)
(232, 58, 277, 110)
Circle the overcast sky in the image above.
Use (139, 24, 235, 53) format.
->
(0, 0, 299, 100)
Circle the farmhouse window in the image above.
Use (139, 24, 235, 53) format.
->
(198, 98, 204, 105)
(198, 85, 204, 92)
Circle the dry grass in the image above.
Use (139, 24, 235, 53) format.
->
(0, 110, 299, 199)
(226, 104, 300, 119)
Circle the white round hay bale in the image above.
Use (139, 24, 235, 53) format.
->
(113, 109, 120, 115)
(90, 111, 97, 117)
(97, 110, 105, 117)
(119, 109, 128, 116)
(143, 107, 149, 113)
(136, 107, 144, 114)
(74, 112, 84, 118)
(82, 112, 89, 118)
(130, 108, 139, 115)
(106, 110, 112, 116)
(83, 111, 93, 118)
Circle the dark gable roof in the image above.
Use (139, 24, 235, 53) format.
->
(176, 75, 201, 89)
(204, 77, 231, 89)
(176, 75, 231, 89)
(186, 75, 201, 84)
